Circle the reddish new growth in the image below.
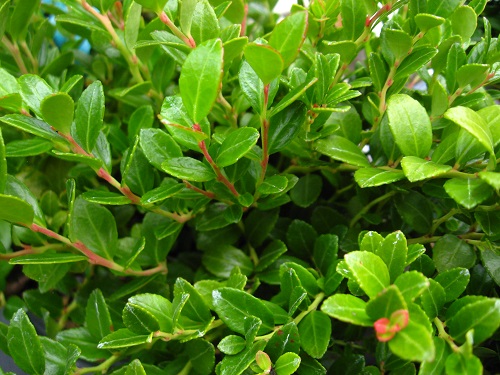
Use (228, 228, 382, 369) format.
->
(374, 309, 409, 342)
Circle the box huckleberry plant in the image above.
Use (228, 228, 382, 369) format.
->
(0, 0, 499, 374)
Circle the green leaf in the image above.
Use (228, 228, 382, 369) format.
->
(431, 80, 449, 117)
(366, 285, 407, 320)
(86, 289, 113, 340)
(479, 171, 500, 190)
(133, 0, 166, 13)
(125, 3, 142, 50)
(7, 309, 45, 375)
(386, 94, 432, 158)
(0, 114, 62, 142)
(216, 127, 260, 167)
(451, 6, 477, 42)
(9, 253, 86, 264)
(56, 327, 105, 362)
(0, 194, 34, 225)
(286, 220, 318, 256)
(315, 135, 370, 168)
(444, 106, 494, 156)
(354, 168, 405, 188)
(123, 302, 160, 334)
(389, 321, 435, 362)
(432, 235, 476, 273)
(69, 197, 118, 259)
(140, 129, 183, 170)
(186, 339, 215, 375)
(40, 93, 75, 135)
(245, 208, 279, 247)
(75, 81, 105, 153)
(268, 102, 307, 154)
(18, 75, 53, 117)
(239, 61, 266, 114)
(481, 248, 500, 286)
(179, 39, 223, 123)
(445, 353, 482, 375)
(381, 29, 412, 64)
(375, 231, 407, 283)
(394, 271, 429, 303)
(257, 175, 289, 195)
(298, 311, 331, 359)
(290, 174, 322, 208)
(218, 341, 266, 375)
(414, 13, 445, 33)
(212, 287, 274, 335)
(269, 77, 317, 117)
(140, 180, 184, 205)
(275, 352, 301, 375)
(281, 262, 319, 296)
(427, 0, 461, 18)
(268, 10, 308, 68)
(162, 157, 216, 182)
(447, 298, 500, 344)
(265, 322, 300, 362)
(394, 192, 433, 234)
(420, 337, 451, 375)
(401, 156, 452, 182)
(40, 338, 80, 375)
(126, 294, 173, 333)
(244, 42, 284, 85)
(8, 0, 38, 41)
(98, 328, 152, 349)
(444, 178, 493, 209)
(255, 240, 287, 273)
(203, 245, 253, 278)
(218, 335, 246, 355)
(369, 52, 388, 92)
(360, 231, 384, 253)
(314, 234, 339, 275)
(5, 138, 53, 158)
(341, 0, 366, 41)
(344, 251, 390, 298)
(125, 359, 147, 375)
(191, 0, 220, 44)
(456, 64, 489, 88)
(419, 279, 446, 320)
(81, 190, 131, 206)
(321, 294, 372, 326)
(435, 268, 470, 302)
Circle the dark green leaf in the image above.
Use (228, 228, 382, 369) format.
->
(255, 240, 287, 272)
(162, 157, 216, 182)
(268, 101, 307, 154)
(435, 268, 470, 302)
(174, 278, 213, 325)
(86, 289, 112, 340)
(286, 220, 318, 256)
(57, 327, 106, 361)
(480, 248, 500, 286)
(5, 138, 53, 157)
(75, 81, 105, 153)
(265, 322, 300, 362)
(216, 127, 260, 167)
(8, 0, 38, 40)
(257, 175, 289, 195)
(245, 208, 279, 247)
(395, 192, 433, 234)
(203, 245, 253, 278)
(314, 234, 339, 275)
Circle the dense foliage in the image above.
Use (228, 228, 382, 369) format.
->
(0, 0, 500, 374)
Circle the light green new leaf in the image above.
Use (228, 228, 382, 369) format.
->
(395, 46, 438, 80)
(179, 39, 223, 123)
(365, 285, 407, 320)
(7, 309, 45, 375)
(354, 168, 405, 188)
(321, 294, 372, 326)
(75, 81, 105, 153)
(274, 352, 301, 375)
(401, 156, 452, 182)
(244, 43, 284, 85)
(387, 94, 432, 158)
(0, 194, 34, 225)
(341, 0, 366, 41)
(69, 197, 118, 259)
(382, 29, 412, 64)
(298, 311, 331, 359)
(86, 289, 113, 340)
(419, 279, 446, 319)
(162, 157, 216, 182)
(344, 251, 390, 298)
(444, 178, 493, 209)
(191, 0, 220, 44)
(40, 93, 74, 134)
(133, 0, 167, 13)
(427, 0, 461, 18)
(479, 171, 500, 190)
(375, 231, 407, 283)
(456, 64, 489, 89)
(18, 75, 53, 117)
(394, 271, 429, 303)
(445, 352, 482, 375)
(444, 106, 494, 156)
(414, 13, 445, 32)
(218, 335, 246, 355)
(451, 6, 477, 42)
(216, 127, 259, 167)
(269, 10, 308, 68)
(125, 2, 142, 49)
(315, 135, 370, 167)
(389, 320, 435, 362)
(98, 328, 152, 349)
(420, 337, 452, 375)
(125, 359, 147, 375)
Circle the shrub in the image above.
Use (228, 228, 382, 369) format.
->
(0, 0, 500, 374)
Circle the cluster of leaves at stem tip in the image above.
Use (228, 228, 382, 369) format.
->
(1, 0, 500, 374)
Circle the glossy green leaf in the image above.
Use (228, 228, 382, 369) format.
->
(245, 208, 279, 247)
(218, 335, 246, 355)
(354, 168, 405, 188)
(298, 311, 331, 359)
(444, 178, 493, 209)
(275, 352, 301, 375)
(313, 234, 339, 276)
(369, 52, 388, 92)
(86, 289, 112, 341)
(190, 0, 220, 44)
(40, 337, 80, 375)
(203, 245, 253, 278)
(401, 156, 452, 182)
(51, 150, 103, 170)
(444, 106, 494, 156)
(174, 278, 213, 325)
(419, 279, 446, 319)
(5, 138, 53, 157)
(286, 220, 317, 256)
(269, 10, 308, 68)
(18, 75, 53, 117)
(9, 253, 86, 264)
(75, 81, 105, 153)
(140, 180, 183, 205)
(0, 114, 62, 142)
(218, 341, 266, 375)
(366, 285, 407, 320)
(344, 251, 390, 298)
(81, 190, 131, 206)
(212, 287, 274, 335)
(445, 353, 482, 375)
(257, 175, 289, 195)
(290, 174, 322, 208)
(315, 135, 370, 168)
(140, 128, 183, 170)
(433, 235, 476, 273)
(179, 39, 223, 123)
(394, 271, 429, 303)
(414, 13, 445, 32)
(321, 294, 372, 326)
(451, 6, 477, 42)
(40, 93, 74, 134)
(435, 268, 470, 302)
(244, 42, 284, 85)
(447, 298, 500, 344)
(341, 0, 366, 41)
(123, 302, 160, 334)
(265, 321, 300, 362)
(162, 157, 216, 182)
(98, 328, 152, 349)
(216, 127, 259, 167)
(126, 294, 173, 333)
(478, 171, 500, 190)
(388, 321, 435, 362)
(133, 0, 167, 13)
(270, 77, 317, 117)
(125, 359, 147, 375)
(268, 101, 307, 154)
(427, 0, 461, 18)
(480, 248, 500, 286)
(375, 231, 407, 283)
(7, 309, 45, 375)
(386, 94, 432, 158)
(69, 197, 117, 259)
(0, 194, 34, 225)
(420, 337, 451, 375)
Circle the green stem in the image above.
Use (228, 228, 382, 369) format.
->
(293, 292, 325, 325)
(19, 40, 38, 74)
(430, 208, 461, 234)
(350, 191, 397, 228)
(57, 299, 78, 331)
(258, 84, 271, 187)
(76, 353, 121, 374)
(433, 317, 460, 352)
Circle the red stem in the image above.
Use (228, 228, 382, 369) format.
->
(184, 181, 216, 199)
(241, 3, 249, 36)
(259, 84, 271, 184)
